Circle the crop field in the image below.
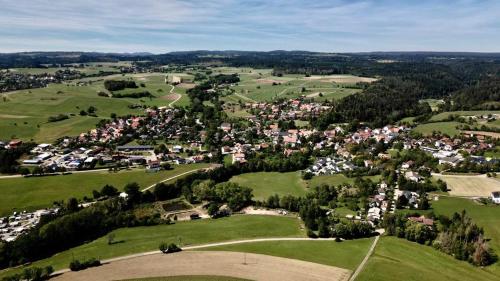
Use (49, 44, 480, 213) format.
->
(52, 251, 350, 281)
(121, 276, 251, 281)
(0, 163, 210, 216)
(0, 215, 304, 277)
(356, 237, 500, 281)
(433, 174, 500, 197)
(229, 171, 308, 200)
(413, 121, 462, 136)
(203, 238, 374, 271)
(0, 73, 190, 142)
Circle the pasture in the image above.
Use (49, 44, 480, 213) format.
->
(0, 215, 304, 277)
(0, 163, 210, 216)
(356, 236, 500, 281)
(432, 174, 500, 197)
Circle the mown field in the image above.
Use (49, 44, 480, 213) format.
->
(0, 163, 210, 216)
(0, 72, 190, 142)
(432, 174, 500, 197)
(202, 238, 374, 271)
(0, 215, 304, 277)
(357, 237, 500, 281)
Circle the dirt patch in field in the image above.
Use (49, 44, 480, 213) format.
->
(161, 94, 181, 101)
(177, 83, 196, 89)
(52, 251, 351, 281)
(434, 174, 500, 197)
(0, 114, 30, 119)
(255, 79, 283, 85)
(304, 75, 377, 84)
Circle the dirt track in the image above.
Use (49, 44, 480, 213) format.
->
(52, 251, 351, 281)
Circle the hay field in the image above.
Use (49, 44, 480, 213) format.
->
(433, 174, 500, 197)
(52, 251, 351, 281)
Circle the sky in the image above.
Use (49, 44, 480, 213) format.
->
(1, 0, 500, 53)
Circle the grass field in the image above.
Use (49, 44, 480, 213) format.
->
(356, 236, 500, 281)
(121, 276, 251, 281)
(432, 174, 500, 197)
(202, 238, 374, 271)
(0, 215, 304, 277)
(430, 111, 500, 122)
(0, 163, 210, 216)
(0, 73, 190, 142)
(229, 171, 308, 200)
(308, 174, 381, 187)
(413, 121, 462, 136)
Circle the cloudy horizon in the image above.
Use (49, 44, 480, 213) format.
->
(1, 0, 500, 53)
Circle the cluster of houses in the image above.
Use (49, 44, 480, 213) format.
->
(0, 209, 58, 242)
(305, 157, 357, 176)
(242, 98, 332, 121)
(0, 69, 82, 93)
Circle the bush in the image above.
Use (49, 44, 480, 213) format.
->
(47, 114, 69, 122)
(69, 258, 101, 271)
(159, 242, 182, 254)
(104, 80, 137, 91)
(307, 229, 317, 238)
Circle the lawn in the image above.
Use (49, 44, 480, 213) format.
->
(0, 215, 305, 277)
(121, 277, 251, 281)
(0, 163, 210, 216)
(202, 238, 374, 271)
(356, 237, 500, 281)
(229, 171, 308, 200)
(413, 121, 462, 136)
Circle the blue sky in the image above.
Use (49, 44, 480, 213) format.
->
(1, 0, 499, 53)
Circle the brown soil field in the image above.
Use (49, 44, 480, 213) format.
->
(433, 174, 500, 197)
(161, 94, 181, 101)
(52, 251, 351, 281)
(304, 75, 377, 84)
(177, 83, 196, 89)
(462, 130, 500, 139)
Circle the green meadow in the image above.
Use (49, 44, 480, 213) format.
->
(0, 163, 210, 216)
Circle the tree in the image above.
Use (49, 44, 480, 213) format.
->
(65, 198, 80, 213)
(101, 184, 118, 197)
(124, 182, 142, 204)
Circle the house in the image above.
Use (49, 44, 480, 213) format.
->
(492, 191, 500, 204)
(405, 171, 422, 182)
(232, 153, 246, 164)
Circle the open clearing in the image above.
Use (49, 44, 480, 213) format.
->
(433, 174, 500, 197)
(413, 121, 462, 136)
(53, 251, 351, 281)
(356, 237, 500, 281)
(0, 163, 210, 216)
(0, 215, 304, 278)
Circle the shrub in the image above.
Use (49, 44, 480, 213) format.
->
(159, 242, 181, 254)
(69, 258, 101, 271)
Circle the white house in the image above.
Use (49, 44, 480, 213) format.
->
(492, 191, 500, 204)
